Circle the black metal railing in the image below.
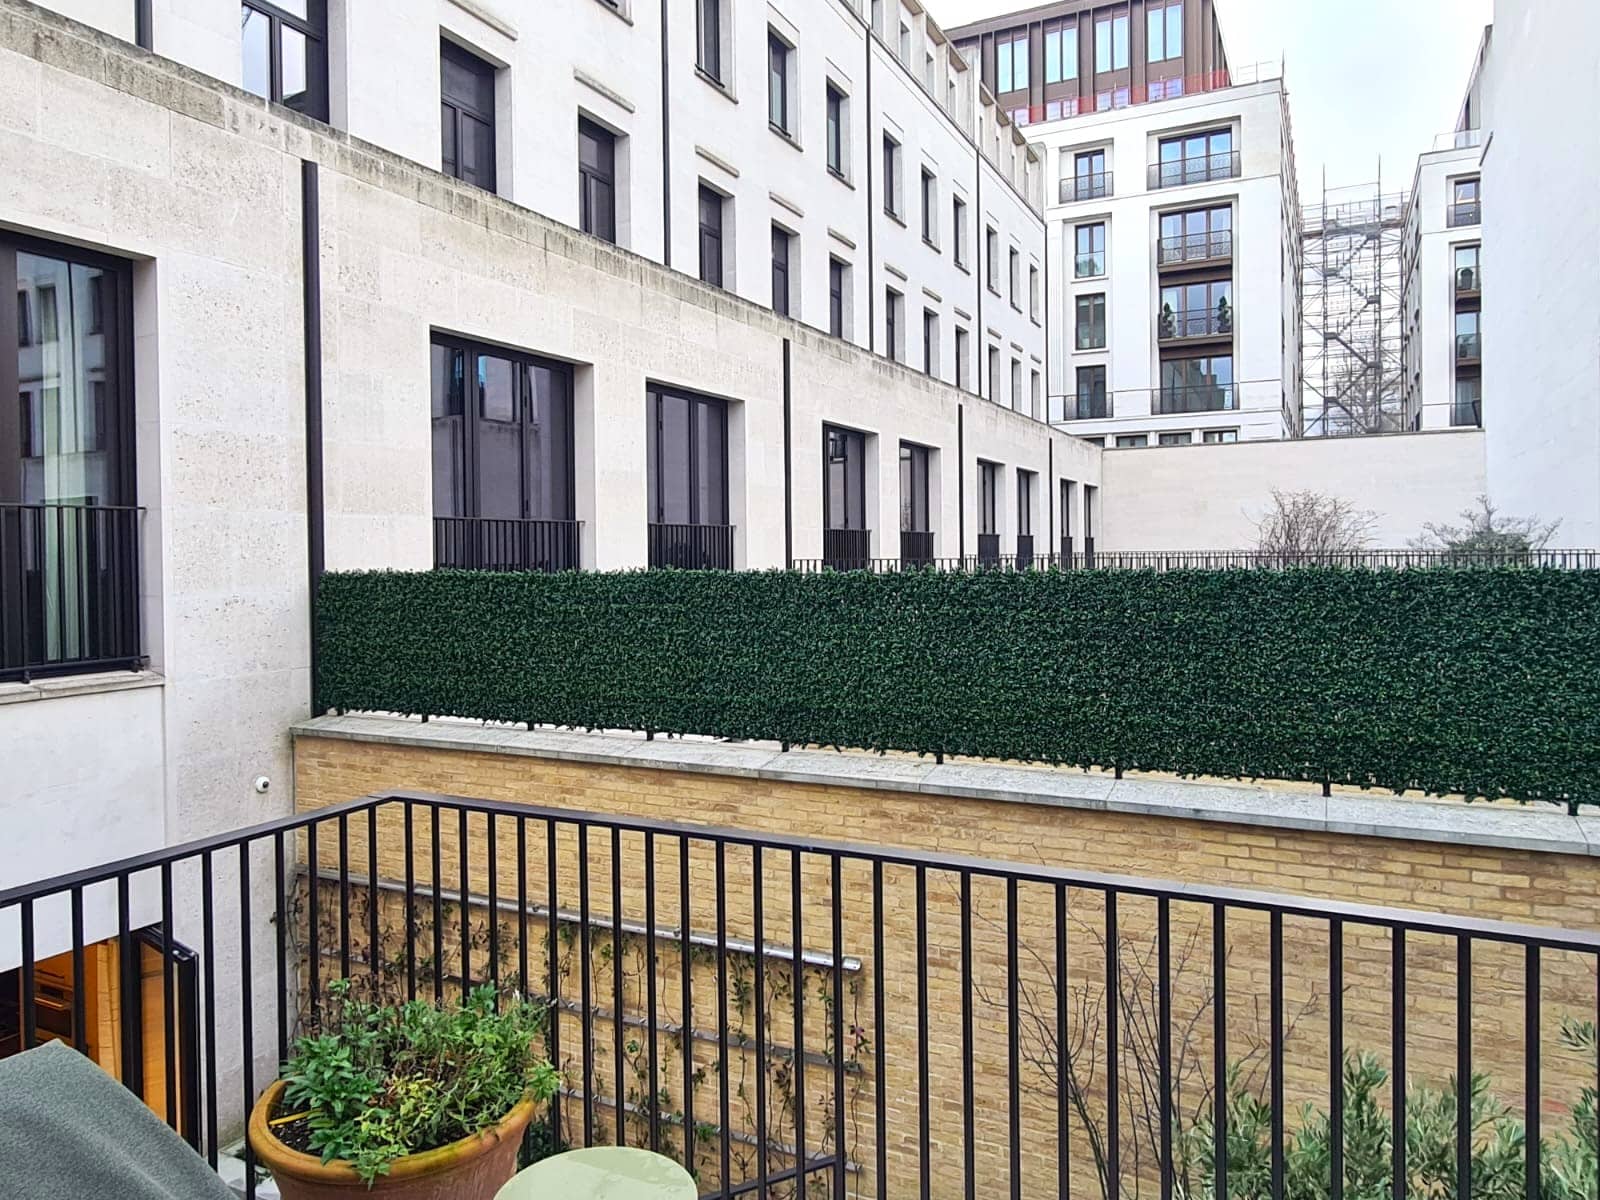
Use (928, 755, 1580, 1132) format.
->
(1447, 200, 1482, 228)
(1156, 383, 1238, 414)
(4, 790, 1597, 1200)
(1058, 171, 1113, 203)
(0, 502, 144, 682)
(1157, 306, 1234, 340)
(1457, 332, 1482, 362)
(1014, 534, 1035, 570)
(900, 530, 934, 565)
(822, 528, 872, 571)
(1157, 230, 1234, 266)
(433, 516, 581, 572)
(976, 532, 1001, 565)
(1149, 151, 1241, 190)
(1453, 392, 1484, 428)
(647, 523, 734, 570)
(791, 548, 1600, 573)
(1455, 264, 1481, 295)
(1059, 392, 1110, 421)
(1059, 535, 1074, 562)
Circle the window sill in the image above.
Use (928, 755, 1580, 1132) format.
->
(590, 0, 632, 24)
(827, 165, 854, 190)
(0, 668, 163, 707)
(695, 66, 736, 103)
(1010, 302, 1023, 313)
(922, 236, 940, 252)
(987, 283, 1001, 297)
(885, 209, 907, 228)
(769, 123, 803, 152)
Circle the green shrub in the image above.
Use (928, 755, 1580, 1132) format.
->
(277, 980, 561, 1183)
(316, 567, 1600, 806)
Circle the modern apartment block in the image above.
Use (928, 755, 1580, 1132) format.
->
(947, 0, 1231, 128)
(1022, 68, 1301, 445)
(1399, 128, 1483, 432)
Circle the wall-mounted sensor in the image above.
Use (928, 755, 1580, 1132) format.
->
(253, 775, 271, 794)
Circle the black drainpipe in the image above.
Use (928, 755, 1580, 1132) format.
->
(659, 0, 672, 267)
(864, 26, 876, 351)
(783, 338, 794, 568)
(301, 161, 325, 715)
(974, 142, 983, 399)
(1047, 438, 1054, 551)
(135, 0, 152, 49)
(957, 404, 966, 558)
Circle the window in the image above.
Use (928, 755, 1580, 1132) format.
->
(771, 225, 792, 316)
(768, 31, 792, 134)
(925, 50, 936, 91)
(900, 443, 931, 535)
(825, 425, 868, 531)
(647, 387, 729, 557)
(953, 197, 969, 267)
(1455, 309, 1481, 359)
(1083, 436, 1105, 447)
(1094, 13, 1129, 72)
(1454, 243, 1481, 292)
(1155, 129, 1235, 188)
(955, 326, 970, 389)
(1115, 434, 1148, 448)
(826, 84, 847, 177)
(1158, 206, 1231, 264)
(1147, 2, 1182, 62)
(1202, 429, 1238, 444)
(430, 336, 577, 568)
(240, 0, 327, 119)
(1453, 377, 1482, 427)
(578, 117, 617, 243)
(696, 0, 724, 84)
(1075, 294, 1106, 350)
(697, 185, 725, 287)
(1160, 280, 1233, 338)
(1044, 24, 1077, 83)
(440, 40, 496, 191)
(885, 287, 903, 361)
(899, 21, 911, 63)
(883, 135, 902, 218)
(987, 345, 1000, 402)
(1072, 149, 1109, 200)
(1074, 365, 1107, 418)
(922, 308, 938, 375)
(1010, 358, 1022, 411)
(1450, 178, 1481, 226)
(1075, 223, 1106, 276)
(1030, 369, 1042, 419)
(829, 258, 850, 338)
(1007, 248, 1021, 308)
(1159, 355, 1234, 412)
(985, 226, 999, 291)
(997, 32, 1029, 93)
(1029, 265, 1041, 322)
(978, 462, 1000, 537)
(1016, 471, 1034, 537)
(1157, 431, 1192, 445)
(921, 169, 937, 245)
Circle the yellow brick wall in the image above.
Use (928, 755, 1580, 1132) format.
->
(293, 735, 1598, 1199)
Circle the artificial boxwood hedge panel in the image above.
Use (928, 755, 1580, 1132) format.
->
(316, 568, 1600, 807)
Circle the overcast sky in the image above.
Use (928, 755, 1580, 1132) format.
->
(935, 0, 1493, 202)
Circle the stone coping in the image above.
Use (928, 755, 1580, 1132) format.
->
(292, 714, 1600, 859)
(0, 668, 163, 706)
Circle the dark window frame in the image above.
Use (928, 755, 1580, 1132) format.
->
(978, 460, 1000, 536)
(1075, 364, 1108, 418)
(920, 168, 937, 245)
(829, 257, 848, 338)
(883, 134, 902, 219)
(578, 116, 617, 244)
(771, 225, 792, 317)
(767, 30, 792, 134)
(241, 0, 328, 120)
(899, 441, 931, 534)
(885, 286, 903, 362)
(823, 423, 868, 532)
(1075, 222, 1106, 277)
(697, 0, 724, 84)
(922, 307, 937, 375)
(825, 84, 847, 177)
(647, 384, 730, 527)
(698, 184, 725, 287)
(440, 39, 498, 191)
(1075, 293, 1107, 350)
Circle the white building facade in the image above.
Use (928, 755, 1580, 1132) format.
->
(1031, 73, 1301, 447)
(1399, 132, 1483, 432)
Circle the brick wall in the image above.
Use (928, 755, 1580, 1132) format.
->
(293, 734, 1598, 1198)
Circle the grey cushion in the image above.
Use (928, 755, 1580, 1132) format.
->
(0, 1040, 233, 1200)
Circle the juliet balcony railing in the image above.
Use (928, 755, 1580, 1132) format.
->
(0, 501, 144, 683)
(1149, 151, 1241, 190)
(1157, 306, 1234, 341)
(822, 528, 872, 571)
(1058, 171, 1113, 203)
(1455, 264, 1481, 296)
(899, 529, 934, 566)
(1052, 391, 1110, 422)
(3, 790, 1596, 1200)
(1156, 230, 1233, 267)
(433, 517, 581, 573)
(647, 522, 735, 570)
(1155, 383, 1238, 414)
(1456, 332, 1482, 364)
(1447, 200, 1482, 228)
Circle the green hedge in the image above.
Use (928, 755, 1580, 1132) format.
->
(316, 568, 1600, 807)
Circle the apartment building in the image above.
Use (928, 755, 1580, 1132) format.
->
(1023, 71, 1300, 445)
(1399, 129, 1483, 432)
(948, 0, 1231, 128)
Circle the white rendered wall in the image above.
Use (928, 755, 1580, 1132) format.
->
(1035, 79, 1297, 443)
(1479, 0, 1600, 544)
(1099, 429, 1487, 550)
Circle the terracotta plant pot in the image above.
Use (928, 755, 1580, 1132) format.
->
(248, 1080, 535, 1200)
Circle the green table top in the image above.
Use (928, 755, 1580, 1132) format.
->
(495, 1147, 698, 1200)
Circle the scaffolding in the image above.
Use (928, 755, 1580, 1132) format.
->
(1300, 171, 1407, 437)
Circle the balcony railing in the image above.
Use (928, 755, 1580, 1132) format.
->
(900, 529, 934, 565)
(976, 532, 1001, 564)
(1158, 306, 1234, 340)
(1054, 392, 1109, 421)
(1057, 172, 1112, 203)
(647, 522, 734, 570)
(7, 788, 1598, 1200)
(1456, 332, 1482, 363)
(1455, 264, 1481, 295)
(793, 548, 1600, 572)
(822, 527, 872, 571)
(1149, 151, 1241, 190)
(1453, 393, 1484, 427)
(1156, 383, 1237, 414)
(433, 516, 581, 573)
(1, 502, 144, 682)
(1014, 534, 1035, 570)
(1157, 230, 1233, 266)
(1447, 200, 1482, 227)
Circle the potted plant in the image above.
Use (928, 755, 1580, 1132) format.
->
(1216, 294, 1233, 334)
(1159, 301, 1176, 339)
(249, 980, 561, 1198)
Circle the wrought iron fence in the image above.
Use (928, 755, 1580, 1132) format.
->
(648, 523, 735, 570)
(1059, 172, 1114, 203)
(823, 528, 872, 572)
(1149, 152, 1241, 190)
(2, 790, 1597, 1200)
(433, 516, 581, 572)
(0, 502, 144, 682)
(1157, 231, 1233, 266)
